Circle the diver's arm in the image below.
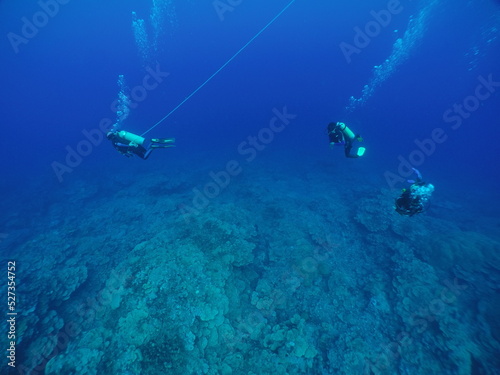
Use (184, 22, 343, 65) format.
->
(112, 142, 133, 157)
(115, 142, 131, 148)
(407, 168, 423, 183)
(412, 168, 423, 181)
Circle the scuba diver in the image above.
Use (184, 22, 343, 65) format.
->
(107, 130, 175, 160)
(395, 168, 434, 216)
(327, 122, 365, 158)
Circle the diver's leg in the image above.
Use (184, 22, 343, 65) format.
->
(151, 144, 175, 149)
(344, 143, 354, 158)
(134, 145, 151, 160)
(143, 148, 153, 160)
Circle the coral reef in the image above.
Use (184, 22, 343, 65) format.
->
(4, 157, 499, 374)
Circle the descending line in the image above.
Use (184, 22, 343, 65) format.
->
(141, 0, 297, 136)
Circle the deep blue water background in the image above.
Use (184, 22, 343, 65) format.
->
(1, 0, 499, 194)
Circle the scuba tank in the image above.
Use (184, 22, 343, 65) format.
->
(338, 122, 356, 141)
(338, 122, 366, 157)
(118, 131, 145, 146)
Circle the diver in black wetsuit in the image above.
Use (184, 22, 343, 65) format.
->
(107, 130, 175, 160)
(327, 122, 365, 158)
(395, 168, 434, 216)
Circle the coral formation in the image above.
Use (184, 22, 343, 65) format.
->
(4, 157, 499, 374)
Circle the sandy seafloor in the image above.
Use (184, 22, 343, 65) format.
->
(1, 150, 499, 375)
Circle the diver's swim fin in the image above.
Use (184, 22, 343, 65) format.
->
(151, 138, 175, 144)
(356, 147, 366, 157)
(150, 144, 176, 149)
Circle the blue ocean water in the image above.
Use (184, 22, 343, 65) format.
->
(1, 0, 499, 374)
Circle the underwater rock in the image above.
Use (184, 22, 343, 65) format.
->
(425, 230, 499, 275)
(354, 196, 392, 232)
(45, 348, 104, 375)
(118, 308, 151, 346)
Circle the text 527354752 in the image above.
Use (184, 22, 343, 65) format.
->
(7, 261, 17, 368)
